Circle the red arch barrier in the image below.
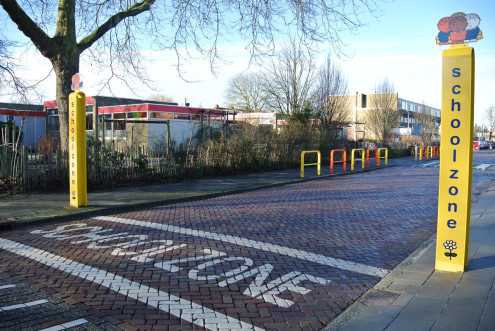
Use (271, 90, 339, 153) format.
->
(366, 148, 378, 168)
(330, 149, 347, 174)
(433, 146, 440, 158)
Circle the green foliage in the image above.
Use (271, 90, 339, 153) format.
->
(133, 154, 149, 172)
(288, 102, 314, 125)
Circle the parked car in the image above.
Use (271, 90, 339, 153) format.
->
(473, 141, 479, 150)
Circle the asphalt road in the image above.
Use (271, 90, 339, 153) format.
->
(1, 151, 495, 330)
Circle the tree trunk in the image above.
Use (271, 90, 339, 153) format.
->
(52, 55, 79, 152)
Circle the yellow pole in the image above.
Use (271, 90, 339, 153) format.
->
(435, 44, 474, 272)
(69, 91, 88, 207)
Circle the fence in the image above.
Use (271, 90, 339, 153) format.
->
(1, 138, 411, 193)
(0, 142, 313, 193)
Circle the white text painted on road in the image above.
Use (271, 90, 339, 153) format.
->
(93, 215, 389, 277)
(31, 223, 332, 308)
(0, 238, 261, 331)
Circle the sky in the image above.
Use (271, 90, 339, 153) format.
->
(3, 0, 495, 125)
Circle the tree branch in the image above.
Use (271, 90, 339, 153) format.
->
(77, 0, 155, 53)
(0, 0, 54, 58)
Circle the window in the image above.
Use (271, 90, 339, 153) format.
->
(47, 115, 59, 133)
(127, 112, 147, 119)
(86, 114, 93, 130)
(150, 112, 173, 119)
(99, 115, 112, 130)
(174, 114, 190, 120)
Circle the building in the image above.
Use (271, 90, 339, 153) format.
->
(44, 96, 232, 149)
(96, 103, 230, 149)
(337, 93, 441, 143)
(0, 102, 46, 147)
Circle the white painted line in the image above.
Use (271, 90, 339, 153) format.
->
(474, 164, 491, 170)
(0, 238, 262, 331)
(93, 216, 389, 278)
(0, 299, 48, 312)
(0, 284, 16, 290)
(39, 318, 88, 331)
(419, 161, 440, 168)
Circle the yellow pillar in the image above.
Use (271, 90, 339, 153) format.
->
(69, 91, 88, 207)
(435, 45, 474, 272)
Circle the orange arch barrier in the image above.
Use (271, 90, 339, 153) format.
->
(330, 149, 347, 174)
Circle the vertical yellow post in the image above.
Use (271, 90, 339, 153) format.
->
(435, 44, 474, 272)
(300, 152, 305, 178)
(69, 91, 87, 207)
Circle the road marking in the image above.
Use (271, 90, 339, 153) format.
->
(39, 318, 89, 331)
(0, 238, 262, 331)
(474, 164, 491, 170)
(31, 224, 333, 308)
(0, 299, 48, 312)
(412, 161, 440, 168)
(0, 284, 16, 290)
(93, 216, 389, 278)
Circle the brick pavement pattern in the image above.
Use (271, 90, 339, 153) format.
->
(1, 165, 494, 330)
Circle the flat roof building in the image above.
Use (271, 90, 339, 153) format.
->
(334, 93, 441, 143)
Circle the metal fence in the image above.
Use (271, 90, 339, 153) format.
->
(0, 138, 411, 194)
(0, 142, 306, 193)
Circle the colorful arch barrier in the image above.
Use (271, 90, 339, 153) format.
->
(330, 149, 347, 174)
(366, 148, 377, 168)
(414, 146, 440, 161)
(351, 149, 365, 171)
(301, 147, 390, 177)
(377, 148, 388, 166)
(300, 150, 321, 178)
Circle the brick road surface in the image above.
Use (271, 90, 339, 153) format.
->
(1, 162, 495, 330)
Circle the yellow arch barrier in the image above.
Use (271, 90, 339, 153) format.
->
(415, 146, 425, 161)
(427, 146, 434, 159)
(351, 149, 365, 171)
(301, 150, 321, 178)
(377, 148, 388, 166)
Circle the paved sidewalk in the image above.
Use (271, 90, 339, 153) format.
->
(325, 183, 495, 331)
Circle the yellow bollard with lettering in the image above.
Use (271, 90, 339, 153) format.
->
(435, 44, 474, 272)
(69, 91, 88, 207)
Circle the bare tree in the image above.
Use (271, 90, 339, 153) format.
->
(365, 78, 399, 144)
(415, 103, 438, 144)
(484, 106, 495, 140)
(312, 55, 350, 131)
(148, 94, 175, 103)
(0, 38, 48, 102)
(0, 0, 381, 151)
(225, 72, 268, 112)
(262, 40, 317, 116)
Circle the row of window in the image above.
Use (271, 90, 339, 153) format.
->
(400, 116, 440, 126)
(399, 100, 441, 118)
